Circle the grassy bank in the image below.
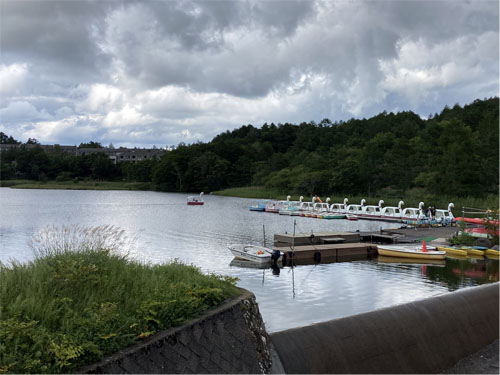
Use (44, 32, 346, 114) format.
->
(1, 179, 153, 191)
(0, 225, 240, 373)
(212, 186, 499, 213)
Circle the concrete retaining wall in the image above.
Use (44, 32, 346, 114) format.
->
(80, 289, 271, 374)
(271, 282, 499, 374)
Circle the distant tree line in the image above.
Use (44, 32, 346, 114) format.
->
(1, 97, 498, 197)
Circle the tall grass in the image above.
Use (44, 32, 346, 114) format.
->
(9, 181, 152, 191)
(0, 225, 240, 374)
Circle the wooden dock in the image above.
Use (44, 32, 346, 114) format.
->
(274, 242, 377, 266)
(274, 231, 360, 247)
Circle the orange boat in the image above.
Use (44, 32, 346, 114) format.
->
(456, 217, 499, 226)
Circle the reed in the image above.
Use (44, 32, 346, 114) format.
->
(0, 225, 239, 374)
(7, 180, 152, 191)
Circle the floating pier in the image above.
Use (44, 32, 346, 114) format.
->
(274, 231, 360, 247)
(273, 232, 376, 265)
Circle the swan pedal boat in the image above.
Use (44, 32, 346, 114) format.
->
(377, 245, 445, 260)
(228, 244, 283, 263)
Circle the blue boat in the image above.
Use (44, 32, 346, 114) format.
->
(249, 200, 269, 211)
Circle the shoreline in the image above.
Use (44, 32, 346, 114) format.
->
(1, 181, 497, 211)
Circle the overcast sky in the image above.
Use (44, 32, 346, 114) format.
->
(0, 0, 498, 148)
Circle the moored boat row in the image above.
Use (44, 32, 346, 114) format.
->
(249, 196, 456, 224)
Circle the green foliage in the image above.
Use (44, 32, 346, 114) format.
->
(79, 141, 103, 148)
(0, 226, 239, 373)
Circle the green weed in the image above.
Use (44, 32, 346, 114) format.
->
(0, 225, 239, 373)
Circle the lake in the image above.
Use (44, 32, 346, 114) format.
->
(0, 188, 497, 332)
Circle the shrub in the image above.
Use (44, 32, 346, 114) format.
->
(0, 225, 239, 373)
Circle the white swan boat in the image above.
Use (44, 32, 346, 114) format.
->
(299, 197, 316, 217)
(329, 198, 349, 214)
(187, 192, 204, 205)
(435, 203, 455, 224)
(358, 199, 384, 220)
(346, 199, 365, 216)
(379, 200, 405, 222)
(228, 244, 283, 263)
(401, 202, 426, 221)
(312, 199, 331, 218)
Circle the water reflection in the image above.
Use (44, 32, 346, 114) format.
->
(0, 187, 498, 333)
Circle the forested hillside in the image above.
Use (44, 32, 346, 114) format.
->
(152, 97, 499, 197)
(1, 97, 498, 198)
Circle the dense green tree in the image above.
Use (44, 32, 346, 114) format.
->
(79, 141, 103, 148)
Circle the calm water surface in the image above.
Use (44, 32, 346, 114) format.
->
(0, 188, 497, 332)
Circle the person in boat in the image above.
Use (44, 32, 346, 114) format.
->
(430, 205, 436, 220)
(425, 207, 431, 218)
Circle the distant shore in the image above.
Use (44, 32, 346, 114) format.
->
(1, 180, 497, 212)
(0, 179, 152, 191)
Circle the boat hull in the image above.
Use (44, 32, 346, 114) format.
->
(485, 249, 500, 257)
(322, 214, 346, 220)
(377, 245, 445, 260)
(437, 246, 468, 257)
(461, 247, 485, 256)
(228, 244, 282, 263)
(377, 255, 445, 266)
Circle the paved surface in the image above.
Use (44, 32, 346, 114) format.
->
(442, 339, 499, 374)
(382, 225, 459, 242)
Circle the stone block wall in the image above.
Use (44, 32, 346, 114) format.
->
(80, 289, 271, 374)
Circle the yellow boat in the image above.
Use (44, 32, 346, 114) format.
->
(437, 246, 467, 257)
(377, 255, 445, 266)
(377, 245, 446, 260)
(485, 249, 499, 257)
(467, 254, 484, 260)
(461, 247, 485, 256)
(445, 253, 468, 261)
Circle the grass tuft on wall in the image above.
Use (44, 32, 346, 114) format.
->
(0, 225, 240, 373)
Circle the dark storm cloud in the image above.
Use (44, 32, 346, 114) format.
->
(0, 0, 112, 83)
(0, 0, 498, 147)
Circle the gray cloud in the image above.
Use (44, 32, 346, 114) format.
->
(0, 0, 498, 147)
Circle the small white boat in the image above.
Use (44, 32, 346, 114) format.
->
(228, 244, 283, 263)
(377, 244, 445, 260)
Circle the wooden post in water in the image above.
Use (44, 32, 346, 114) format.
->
(263, 224, 266, 248)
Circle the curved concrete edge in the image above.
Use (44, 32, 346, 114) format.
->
(271, 283, 499, 374)
(79, 288, 272, 374)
